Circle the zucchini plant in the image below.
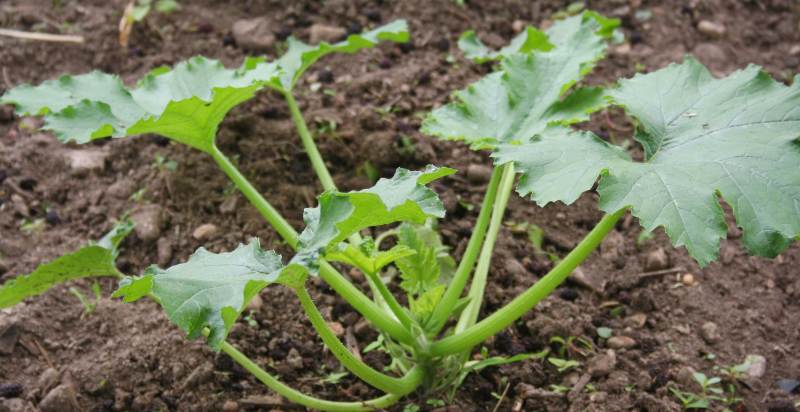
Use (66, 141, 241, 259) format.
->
(2, 11, 799, 410)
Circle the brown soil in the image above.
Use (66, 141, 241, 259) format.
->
(1, 0, 799, 411)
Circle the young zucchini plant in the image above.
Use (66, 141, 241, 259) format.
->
(1, 10, 799, 410)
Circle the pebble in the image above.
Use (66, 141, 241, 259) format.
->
(625, 313, 647, 328)
(38, 384, 78, 412)
(106, 179, 136, 200)
(193, 223, 219, 241)
(327, 321, 345, 337)
(791, 45, 800, 56)
(286, 348, 303, 369)
(131, 205, 164, 243)
(231, 18, 276, 51)
(744, 354, 766, 379)
(219, 196, 239, 214)
(0, 317, 20, 355)
(607, 336, 637, 350)
(0, 383, 23, 399)
(512, 20, 526, 32)
(693, 43, 728, 72)
(504, 258, 528, 278)
(10, 195, 28, 218)
(644, 248, 669, 271)
(613, 43, 631, 57)
(37, 368, 60, 394)
(156, 237, 173, 267)
(588, 350, 617, 377)
(222, 400, 239, 412)
(466, 164, 492, 184)
(570, 267, 604, 294)
(675, 366, 698, 389)
(697, 20, 726, 38)
(681, 273, 696, 286)
(700, 321, 720, 344)
(309, 24, 346, 43)
(64, 149, 108, 174)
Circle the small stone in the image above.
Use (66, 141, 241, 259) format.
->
(231, 18, 276, 51)
(0, 317, 20, 355)
(607, 336, 637, 350)
(466, 164, 492, 184)
(697, 20, 726, 38)
(193, 223, 219, 241)
(219, 196, 239, 214)
(790, 45, 800, 56)
(131, 205, 163, 242)
(247, 294, 263, 312)
(37, 368, 60, 393)
(286, 348, 303, 369)
(0, 383, 23, 399)
(38, 384, 78, 412)
(625, 313, 647, 328)
(744, 354, 766, 379)
(569, 267, 604, 294)
(512, 20, 526, 33)
(327, 321, 345, 337)
(693, 43, 727, 72)
(589, 391, 608, 402)
(681, 273, 696, 286)
(0, 398, 25, 412)
(675, 366, 698, 389)
(10, 195, 29, 218)
(222, 400, 239, 412)
(64, 149, 108, 174)
(156, 237, 173, 267)
(613, 43, 631, 57)
(309, 24, 346, 43)
(504, 258, 528, 278)
(700, 321, 720, 344)
(644, 248, 669, 271)
(588, 350, 617, 378)
(353, 319, 371, 337)
(106, 179, 136, 200)
(181, 363, 213, 390)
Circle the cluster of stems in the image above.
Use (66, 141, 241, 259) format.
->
(199, 89, 625, 410)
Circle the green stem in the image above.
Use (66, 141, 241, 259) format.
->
(429, 208, 626, 357)
(210, 145, 299, 248)
(218, 336, 423, 411)
(454, 162, 516, 334)
(295, 286, 417, 394)
(209, 145, 411, 345)
(284, 91, 337, 192)
(427, 165, 504, 334)
(363, 271, 414, 330)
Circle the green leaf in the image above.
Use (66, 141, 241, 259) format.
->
(325, 244, 416, 274)
(423, 12, 617, 149)
(497, 57, 800, 266)
(0, 57, 280, 152)
(296, 165, 455, 267)
(457, 11, 618, 63)
(155, 0, 180, 13)
(272, 20, 409, 91)
(396, 223, 442, 294)
(0, 220, 133, 308)
(114, 239, 306, 349)
(408, 284, 445, 320)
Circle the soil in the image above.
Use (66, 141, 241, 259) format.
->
(1, 0, 799, 411)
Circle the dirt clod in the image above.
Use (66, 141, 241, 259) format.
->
(192, 223, 219, 240)
(38, 384, 78, 412)
(156, 237, 173, 267)
(309, 24, 346, 43)
(231, 18, 276, 52)
(465, 164, 491, 184)
(644, 248, 669, 271)
(0, 318, 20, 355)
(588, 350, 617, 378)
(222, 400, 239, 412)
(130, 204, 164, 243)
(744, 354, 767, 379)
(36, 368, 59, 394)
(0, 384, 22, 399)
(64, 149, 108, 174)
(700, 321, 720, 344)
(607, 336, 637, 350)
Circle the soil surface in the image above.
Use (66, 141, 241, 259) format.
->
(1, 0, 800, 411)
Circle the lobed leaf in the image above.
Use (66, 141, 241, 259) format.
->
(0, 220, 133, 308)
(296, 165, 456, 267)
(423, 11, 618, 149)
(114, 239, 306, 349)
(496, 57, 800, 266)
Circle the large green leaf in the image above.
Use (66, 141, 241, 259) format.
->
(423, 11, 617, 149)
(296, 165, 455, 267)
(273, 20, 408, 91)
(114, 239, 306, 349)
(495, 57, 800, 266)
(0, 57, 280, 152)
(0, 220, 133, 308)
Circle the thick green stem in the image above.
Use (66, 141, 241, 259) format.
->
(454, 162, 516, 334)
(218, 336, 423, 411)
(364, 271, 414, 330)
(284, 92, 337, 192)
(209, 145, 411, 345)
(428, 165, 504, 334)
(295, 286, 417, 394)
(430, 208, 626, 357)
(210, 145, 299, 248)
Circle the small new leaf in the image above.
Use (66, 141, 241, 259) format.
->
(296, 165, 455, 267)
(424, 11, 617, 149)
(497, 57, 800, 266)
(0, 220, 133, 308)
(114, 239, 306, 350)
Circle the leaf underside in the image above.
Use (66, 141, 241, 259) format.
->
(0, 220, 133, 308)
(0, 21, 408, 152)
(496, 57, 800, 266)
(423, 11, 619, 150)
